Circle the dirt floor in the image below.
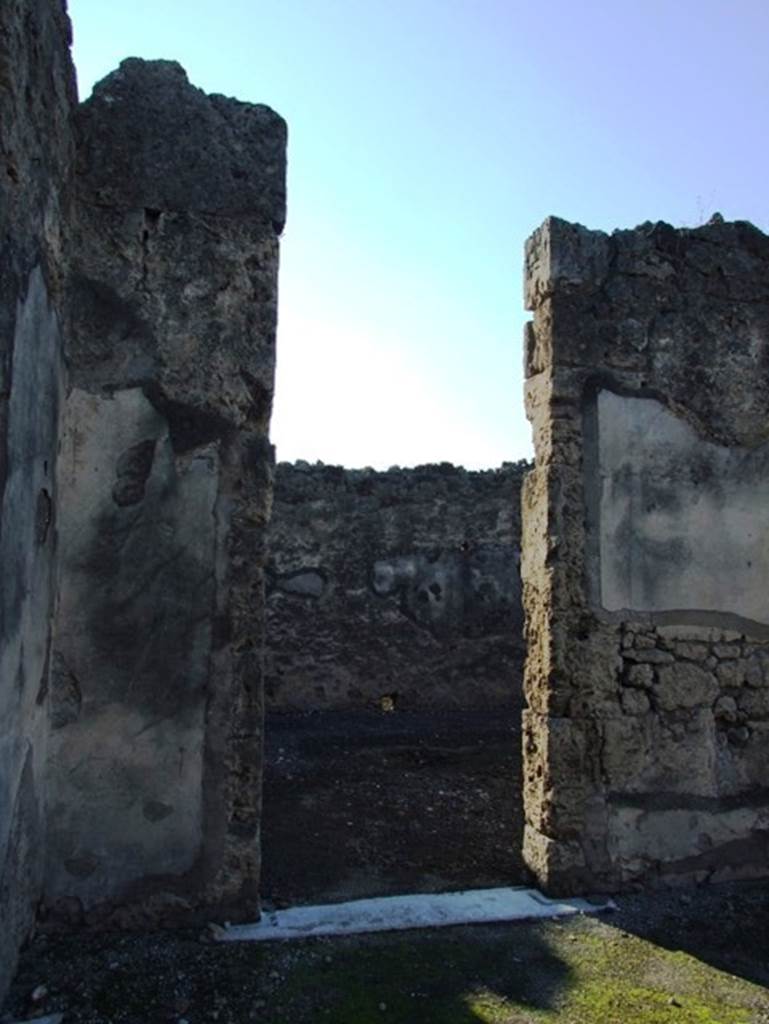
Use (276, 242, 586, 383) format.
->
(260, 707, 526, 907)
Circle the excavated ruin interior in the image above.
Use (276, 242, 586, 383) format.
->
(3, 0, 769, 1007)
(260, 460, 530, 907)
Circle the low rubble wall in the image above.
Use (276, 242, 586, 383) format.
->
(266, 461, 528, 711)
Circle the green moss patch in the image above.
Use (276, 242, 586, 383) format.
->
(267, 918, 765, 1023)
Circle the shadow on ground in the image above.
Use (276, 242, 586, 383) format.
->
(6, 888, 769, 1023)
(3, 924, 573, 1023)
(609, 880, 769, 992)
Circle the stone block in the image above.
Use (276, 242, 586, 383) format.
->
(623, 648, 675, 665)
(716, 660, 746, 688)
(620, 688, 651, 715)
(713, 643, 742, 659)
(522, 712, 600, 838)
(524, 217, 611, 314)
(656, 625, 743, 644)
(624, 663, 654, 689)
(522, 825, 590, 895)
(674, 642, 709, 661)
(738, 689, 769, 719)
(655, 662, 719, 711)
(745, 649, 769, 687)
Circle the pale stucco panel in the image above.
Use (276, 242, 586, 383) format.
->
(593, 389, 769, 627)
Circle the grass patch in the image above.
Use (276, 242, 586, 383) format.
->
(270, 919, 766, 1024)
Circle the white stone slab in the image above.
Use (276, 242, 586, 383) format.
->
(7, 1015, 65, 1024)
(216, 887, 614, 942)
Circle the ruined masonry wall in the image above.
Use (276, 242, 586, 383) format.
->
(266, 461, 528, 711)
(522, 215, 769, 892)
(0, 0, 76, 999)
(47, 60, 286, 922)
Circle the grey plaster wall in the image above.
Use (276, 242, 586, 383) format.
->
(48, 388, 217, 905)
(588, 389, 769, 631)
(522, 215, 769, 893)
(0, 0, 76, 1000)
(46, 59, 286, 923)
(266, 461, 527, 711)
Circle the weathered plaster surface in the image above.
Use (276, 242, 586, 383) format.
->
(589, 389, 769, 630)
(8, 0, 769, 1005)
(266, 461, 527, 710)
(522, 215, 769, 893)
(0, 0, 76, 1000)
(47, 389, 216, 904)
(45, 60, 286, 921)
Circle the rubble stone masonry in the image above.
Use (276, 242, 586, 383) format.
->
(4, 0, 769, 1006)
(266, 461, 528, 711)
(522, 215, 769, 892)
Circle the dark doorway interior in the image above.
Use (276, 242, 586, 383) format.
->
(260, 706, 527, 908)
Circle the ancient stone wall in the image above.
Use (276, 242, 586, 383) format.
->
(266, 461, 527, 711)
(522, 215, 769, 892)
(0, 10, 285, 994)
(0, 0, 76, 998)
(46, 60, 286, 922)
(7, 1, 769, 1007)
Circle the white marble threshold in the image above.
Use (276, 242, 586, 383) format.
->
(215, 887, 615, 943)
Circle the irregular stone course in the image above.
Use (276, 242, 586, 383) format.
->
(266, 460, 529, 710)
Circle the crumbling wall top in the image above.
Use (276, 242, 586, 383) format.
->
(275, 459, 532, 501)
(524, 215, 769, 447)
(525, 215, 769, 313)
(77, 58, 286, 228)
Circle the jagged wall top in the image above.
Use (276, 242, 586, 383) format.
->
(77, 59, 286, 229)
(524, 215, 769, 448)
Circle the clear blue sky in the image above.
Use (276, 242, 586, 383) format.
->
(69, 0, 769, 469)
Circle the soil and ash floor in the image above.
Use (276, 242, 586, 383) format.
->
(4, 708, 769, 1022)
(261, 707, 526, 906)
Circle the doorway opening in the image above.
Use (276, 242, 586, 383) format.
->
(259, 459, 531, 908)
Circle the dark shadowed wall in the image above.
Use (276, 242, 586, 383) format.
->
(0, 0, 76, 999)
(266, 461, 528, 711)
